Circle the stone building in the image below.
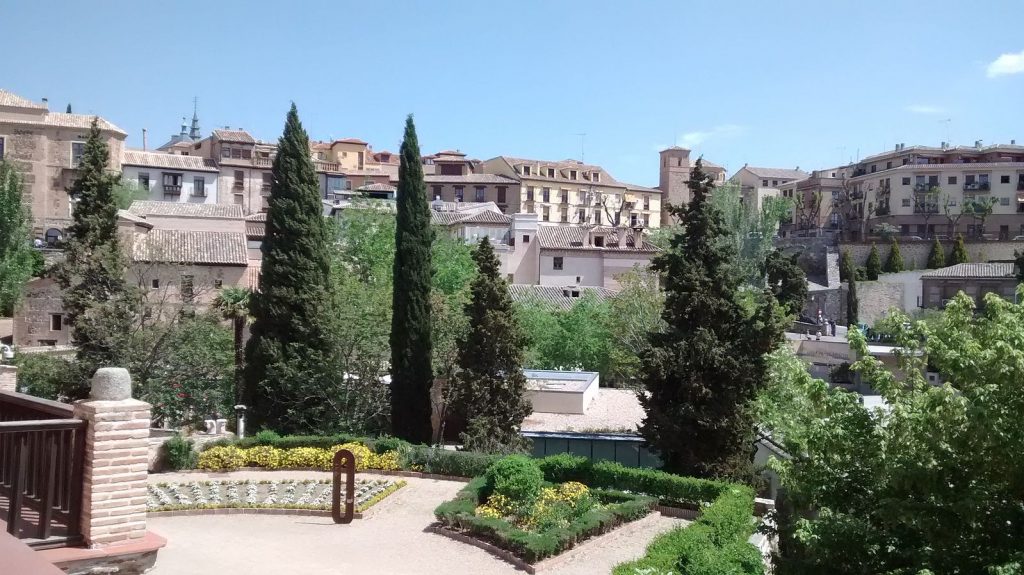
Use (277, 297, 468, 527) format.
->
(728, 164, 809, 213)
(0, 88, 126, 239)
(920, 262, 1018, 309)
(656, 147, 727, 226)
(425, 151, 519, 212)
(778, 166, 849, 238)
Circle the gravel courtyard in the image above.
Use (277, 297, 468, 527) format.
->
(147, 470, 686, 575)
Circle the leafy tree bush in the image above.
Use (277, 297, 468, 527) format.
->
(950, 233, 969, 264)
(865, 243, 881, 280)
(884, 237, 904, 272)
(164, 435, 198, 470)
(484, 455, 544, 506)
(252, 430, 281, 445)
(765, 250, 808, 317)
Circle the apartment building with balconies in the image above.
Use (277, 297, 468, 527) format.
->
(779, 166, 850, 237)
(423, 150, 519, 212)
(482, 156, 663, 228)
(0, 89, 126, 240)
(656, 147, 727, 226)
(845, 142, 1024, 240)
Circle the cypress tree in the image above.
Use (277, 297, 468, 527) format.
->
(451, 237, 531, 453)
(639, 160, 785, 478)
(865, 243, 881, 280)
(0, 162, 34, 316)
(839, 249, 853, 283)
(926, 238, 946, 269)
(56, 119, 138, 389)
(950, 234, 969, 264)
(885, 238, 904, 273)
(244, 104, 333, 433)
(390, 115, 434, 444)
(65, 103, 72, 114)
(847, 274, 859, 326)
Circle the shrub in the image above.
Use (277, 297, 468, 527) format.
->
(926, 238, 946, 269)
(164, 435, 197, 471)
(252, 430, 281, 445)
(401, 446, 499, 477)
(950, 233, 969, 264)
(371, 435, 409, 455)
(197, 446, 247, 471)
(884, 238, 904, 273)
(484, 455, 544, 507)
(866, 243, 881, 280)
(244, 445, 283, 468)
(280, 447, 332, 470)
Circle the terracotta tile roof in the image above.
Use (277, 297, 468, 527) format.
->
(425, 174, 518, 184)
(536, 225, 659, 252)
(246, 222, 265, 239)
(742, 166, 809, 180)
(457, 210, 512, 225)
(920, 262, 1015, 279)
(0, 88, 48, 109)
(116, 209, 152, 228)
(247, 263, 262, 291)
(0, 111, 126, 135)
(334, 138, 367, 145)
(357, 183, 397, 192)
(121, 150, 219, 172)
(494, 156, 623, 187)
(211, 129, 256, 144)
(128, 201, 244, 219)
(132, 230, 248, 266)
(245, 212, 267, 221)
(623, 183, 662, 194)
(508, 284, 617, 311)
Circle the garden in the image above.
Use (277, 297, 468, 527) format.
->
(147, 478, 403, 514)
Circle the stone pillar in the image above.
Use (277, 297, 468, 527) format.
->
(72, 368, 151, 548)
(0, 365, 16, 393)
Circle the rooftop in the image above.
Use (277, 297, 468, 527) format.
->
(211, 129, 256, 144)
(920, 262, 1016, 279)
(424, 174, 518, 184)
(536, 225, 659, 252)
(128, 201, 244, 219)
(357, 183, 397, 193)
(740, 166, 809, 180)
(121, 150, 219, 172)
(507, 284, 617, 310)
(521, 389, 644, 433)
(0, 88, 48, 109)
(524, 369, 599, 393)
(132, 229, 248, 266)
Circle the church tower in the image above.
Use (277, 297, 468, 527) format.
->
(659, 147, 692, 225)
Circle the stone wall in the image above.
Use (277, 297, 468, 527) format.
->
(856, 280, 905, 326)
(839, 239, 1024, 270)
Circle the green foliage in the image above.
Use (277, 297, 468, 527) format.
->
(927, 238, 946, 269)
(865, 243, 881, 280)
(371, 435, 407, 455)
(640, 161, 786, 477)
(517, 292, 613, 376)
(765, 251, 808, 318)
(846, 273, 858, 326)
(771, 296, 1024, 574)
(400, 445, 499, 477)
(884, 237, 904, 273)
(12, 353, 81, 400)
(0, 161, 35, 316)
(111, 179, 149, 210)
(450, 238, 531, 453)
(55, 119, 139, 389)
(252, 429, 281, 445)
(164, 435, 198, 471)
(607, 269, 666, 385)
(244, 104, 334, 434)
(484, 455, 544, 505)
(212, 287, 251, 405)
(390, 115, 435, 444)
(839, 250, 853, 283)
(710, 183, 791, 287)
(1016, 250, 1024, 283)
(950, 233, 969, 264)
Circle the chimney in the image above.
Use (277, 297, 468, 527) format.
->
(1012, 139, 1017, 145)
(142, 128, 148, 151)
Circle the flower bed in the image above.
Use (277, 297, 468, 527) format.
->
(197, 442, 400, 472)
(434, 456, 657, 564)
(147, 478, 404, 513)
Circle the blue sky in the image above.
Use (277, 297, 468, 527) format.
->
(2, 1, 1023, 186)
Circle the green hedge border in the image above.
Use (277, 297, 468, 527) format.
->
(434, 477, 656, 563)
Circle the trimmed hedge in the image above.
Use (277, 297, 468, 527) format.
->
(435, 477, 656, 563)
(400, 445, 500, 477)
(612, 485, 763, 575)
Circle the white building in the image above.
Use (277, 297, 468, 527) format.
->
(120, 150, 220, 205)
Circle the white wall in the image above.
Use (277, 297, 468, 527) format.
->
(122, 165, 219, 204)
(540, 251, 603, 286)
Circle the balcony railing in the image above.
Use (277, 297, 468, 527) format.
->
(912, 183, 938, 193)
(163, 184, 181, 194)
(913, 206, 940, 214)
(313, 160, 341, 173)
(963, 181, 991, 191)
(254, 157, 273, 168)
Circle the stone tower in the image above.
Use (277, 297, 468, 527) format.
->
(659, 147, 692, 225)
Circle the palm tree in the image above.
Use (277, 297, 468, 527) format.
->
(213, 287, 251, 405)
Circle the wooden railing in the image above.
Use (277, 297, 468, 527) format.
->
(0, 391, 85, 548)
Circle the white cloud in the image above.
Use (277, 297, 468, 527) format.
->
(906, 104, 946, 115)
(986, 49, 1024, 78)
(670, 124, 742, 149)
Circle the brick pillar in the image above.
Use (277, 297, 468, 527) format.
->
(0, 365, 16, 393)
(72, 367, 151, 548)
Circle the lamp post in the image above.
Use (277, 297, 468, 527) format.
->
(234, 404, 247, 439)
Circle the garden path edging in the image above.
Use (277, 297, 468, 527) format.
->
(148, 508, 364, 519)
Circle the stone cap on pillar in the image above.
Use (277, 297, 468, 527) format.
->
(90, 368, 133, 401)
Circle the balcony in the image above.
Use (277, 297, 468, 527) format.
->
(913, 206, 939, 214)
(1018, 182, 1024, 191)
(313, 160, 341, 173)
(254, 157, 273, 168)
(163, 184, 181, 194)
(261, 184, 272, 195)
(913, 183, 936, 193)
(963, 181, 991, 192)
(852, 168, 867, 177)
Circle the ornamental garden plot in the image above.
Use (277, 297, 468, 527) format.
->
(147, 478, 404, 513)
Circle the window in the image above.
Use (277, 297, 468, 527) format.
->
(139, 173, 150, 189)
(542, 188, 550, 202)
(1001, 197, 1010, 206)
(542, 207, 550, 222)
(553, 257, 564, 270)
(50, 314, 62, 331)
(547, 168, 556, 178)
(522, 234, 530, 244)
(151, 279, 160, 289)
(979, 174, 990, 184)
(261, 173, 272, 194)
(162, 172, 182, 194)
(231, 148, 242, 159)
(902, 177, 910, 185)
(870, 165, 877, 173)
(886, 161, 892, 170)
(431, 185, 442, 199)
(522, 165, 531, 176)
(772, 180, 779, 186)
(221, 147, 231, 158)
(560, 189, 568, 203)
(526, 187, 534, 201)
(594, 236, 604, 247)
(593, 173, 600, 183)
(965, 174, 976, 184)
(193, 176, 205, 197)
(901, 198, 911, 207)
(948, 176, 957, 185)
(474, 186, 485, 202)
(71, 142, 85, 167)
(630, 213, 639, 227)
(1001, 175, 1011, 184)
(0, 136, 5, 160)
(762, 180, 768, 187)
(643, 195, 650, 210)
(560, 211, 568, 223)
(497, 186, 507, 204)
(181, 275, 195, 303)
(454, 186, 464, 202)
(594, 210, 602, 225)
(570, 170, 577, 180)
(234, 170, 244, 190)
(577, 209, 587, 222)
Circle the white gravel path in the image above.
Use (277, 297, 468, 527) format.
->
(147, 470, 687, 575)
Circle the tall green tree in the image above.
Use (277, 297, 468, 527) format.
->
(884, 237, 904, 273)
(926, 238, 946, 269)
(243, 104, 333, 433)
(865, 243, 881, 280)
(765, 250, 808, 318)
(213, 287, 251, 404)
(390, 115, 434, 444)
(451, 237, 531, 453)
(55, 119, 138, 387)
(638, 160, 785, 477)
(0, 162, 35, 316)
(846, 273, 858, 326)
(950, 233, 969, 264)
(839, 249, 853, 283)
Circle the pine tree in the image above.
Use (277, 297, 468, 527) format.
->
(451, 237, 531, 453)
(885, 238, 904, 273)
(55, 119, 138, 388)
(638, 160, 785, 477)
(865, 243, 881, 280)
(765, 250, 808, 318)
(926, 238, 946, 269)
(950, 234, 969, 264)
(839, 249, 853, 283)
(390, 115, 434, 444)
(243, 104, 333, 433)
(847, 274, 859, 326)
(0, 162, 34, 316)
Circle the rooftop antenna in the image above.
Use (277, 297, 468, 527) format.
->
(574, 133, 586, 163)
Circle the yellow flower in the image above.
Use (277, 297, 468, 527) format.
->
(557, 481, 589, 501)
(475, 504, 502, 519)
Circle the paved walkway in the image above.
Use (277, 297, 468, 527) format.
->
(147, 470, 687, 575)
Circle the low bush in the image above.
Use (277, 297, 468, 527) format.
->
(244, 445, 283, 468)
(483, 455, 543, 507)
(252, 430, 281, 445)
(164, 435, 197, 471)
(194, 442, 402, 472)
(371, 435, 408, 454)
(400, 445, 499, 477)
(197, 446, 246, 471)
